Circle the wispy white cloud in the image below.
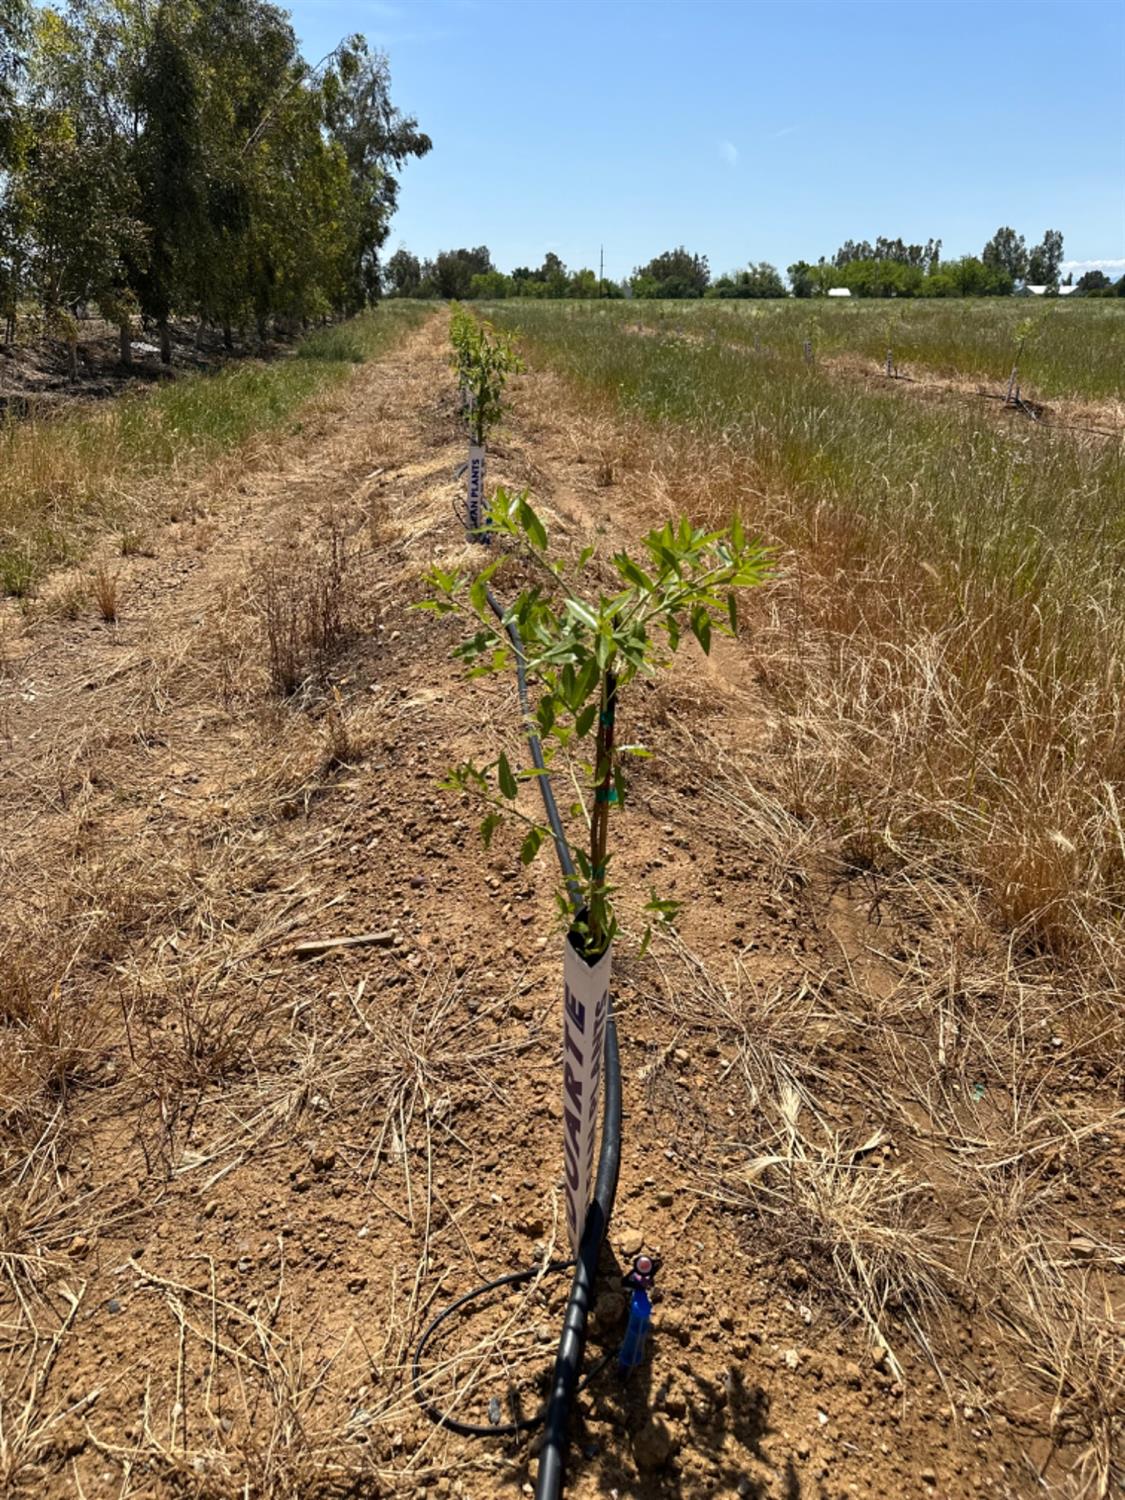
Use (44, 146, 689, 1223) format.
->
(719, 140, 739, 167)
(1061, 258, 1125, 272)
(772, 125, 798, 139)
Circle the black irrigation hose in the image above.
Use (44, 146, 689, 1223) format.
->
(411, 581, 623, 1500)
(411, 1258, 612, 1437)
(535, 1008, 621, 1500)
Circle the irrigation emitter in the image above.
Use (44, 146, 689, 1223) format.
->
(618, 1253, 660, 1374)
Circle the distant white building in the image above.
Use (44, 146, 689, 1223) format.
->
(1025, 285, 1049, 296)
(827, 287, 851, 297)
(1058, 284, 1078, 296)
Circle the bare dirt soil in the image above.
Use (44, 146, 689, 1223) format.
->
(1, 312, 1120, 1500)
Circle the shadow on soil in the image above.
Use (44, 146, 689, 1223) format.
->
(505, 1240, 800, 1498)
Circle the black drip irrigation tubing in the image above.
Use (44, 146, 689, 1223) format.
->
(411, 579, 622, 1500)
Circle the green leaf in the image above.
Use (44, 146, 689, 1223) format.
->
(536, 696, 556, 736)
(497, 752, 518, 800)
(691, 606, 712, 655)
(565, 597, 599, 632)
(644, 889, 682, 923)
(518, 496, 548, 553)
(727, 592, 738, 635)
(520, 826, 544, 865)
(575, 657, 601, 707)
(613, 761, 627, 806)
(575, 702, 598, 738)
(480, 811, 502, 848)
(614, 553, 652, 591)
(454, 628, 497, 662)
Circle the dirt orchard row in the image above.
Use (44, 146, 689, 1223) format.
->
(0, 311, 1115, 1500)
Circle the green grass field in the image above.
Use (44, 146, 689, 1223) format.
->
(487, 300, 1124, 617)
(509, 296, 1125, 402)
(487, 297, 1125, 962)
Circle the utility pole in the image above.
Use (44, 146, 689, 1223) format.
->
(599, 244, 604, 298)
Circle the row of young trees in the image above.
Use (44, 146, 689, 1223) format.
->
(389, 230, 1122, 302)
(0, 0, 430, 363)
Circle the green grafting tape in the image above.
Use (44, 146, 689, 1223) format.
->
(594, 789, 619, 805)
(599, 709, 615, 727)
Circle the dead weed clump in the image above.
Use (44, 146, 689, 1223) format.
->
(89, 563, 119, 623)
(0, 951, 104, 1120)
(708, 1065, 951, 1371)
(256, 513, 353, 698)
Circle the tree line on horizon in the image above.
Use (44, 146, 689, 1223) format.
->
(0, 0, 430, 364)
(386, 231, 1124, 302)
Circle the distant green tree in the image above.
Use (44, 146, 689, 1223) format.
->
(1075, 269, 1110, 294)
(1026, 229, 1064, 288)
(787, 260, 815, 297)
(385, 247, 422, 296)
(131, 3, 205, 361)
(18, 126, 144, 373)
(468, 268, 511, 299)
(631, 246, 709, 298)
(982, 226, 1028, 282)
(432, 246, 493, 299)
(920, 256, 1013, 297)
(535, 250, 569, 297)
(836, 258, 924, 297)
(0, 0, 32, 338)
(709, 261, 786, 298)
(832, 236, 940, 272)
(322, 37, 431, 306)
(0, 0, 30, 170)
(567, 267, 598, 297)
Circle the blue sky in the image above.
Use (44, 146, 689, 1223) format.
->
(288, 0, 1124, 281)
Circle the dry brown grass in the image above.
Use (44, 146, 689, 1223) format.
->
(547, 356, 1125, 1492)
(257, 511, 352, 698)
(88, 563, 119, 622)
(623, 671, 1125, 1493)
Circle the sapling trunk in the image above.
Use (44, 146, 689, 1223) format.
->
(587, 670, 617, 956)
